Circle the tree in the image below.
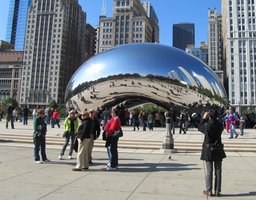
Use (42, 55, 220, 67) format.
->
(2, 97, 18, 111)
(48, 100, 58, 109)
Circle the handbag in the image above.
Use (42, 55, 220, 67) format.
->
(62, 131, 68, 138)
(206, 141, 226, 160)
(102, 130, 107, 141)
(112, 127, 123, 138)
(207, 142, 224, 151)
(73, 137, 78, 153)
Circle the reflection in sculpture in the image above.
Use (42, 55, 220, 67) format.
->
(65, 43, 227, 112)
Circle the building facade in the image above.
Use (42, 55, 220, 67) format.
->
(97, 0, 159, 53)
(141, 2, 159, 43)
(208, 9, 223, 71)
(186, 42, 208, 65)
(6, 0, 31, 50)
(222, 0, 256, 112)
(0, 42, 23, 102)
(20, 0, 86, 108)
(173, 23, 195, 51)
(84, 24, 96, 61)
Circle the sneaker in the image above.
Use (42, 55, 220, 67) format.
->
(235, 134, 239, 138)
(107, 163, 111, 167)
(68, 156, 72, 160)
(106, 166, 117, 171)
(35, 161, 42, 164)
(43, 159, 51, 162)
(58, 155, 63, 160)
(72, 168, 82, 171)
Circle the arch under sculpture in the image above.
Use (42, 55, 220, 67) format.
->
(65, 43, 227, 113)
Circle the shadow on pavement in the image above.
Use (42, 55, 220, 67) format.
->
(116, 162, 199, 172)
(221, 191, 256, 197)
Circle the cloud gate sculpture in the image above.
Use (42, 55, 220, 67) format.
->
(65, 43, 227, 113)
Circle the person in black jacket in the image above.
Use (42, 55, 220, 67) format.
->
(6, 104, 14, 129)
(88, 109, 101, 164)
(198, 109, 226, 197)
(23, 106, 29, 125)
(72, 111, 91, 171)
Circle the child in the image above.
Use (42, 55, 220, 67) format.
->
(33, 109, 50, 164)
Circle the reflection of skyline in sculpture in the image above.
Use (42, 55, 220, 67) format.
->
(178, 66, 198, 87)
(65, 43, 227, 112)
(168, 70, 184, 82)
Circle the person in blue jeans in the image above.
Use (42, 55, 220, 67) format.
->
(104, 108, 121, 171)
(33, 109, 50, 164)
(23, 106, 29, 125)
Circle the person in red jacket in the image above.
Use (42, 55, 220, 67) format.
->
(52, 108, 60, 128)
(104, 107, 121, 171)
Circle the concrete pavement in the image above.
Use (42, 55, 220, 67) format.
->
(0, 119, 256, 199)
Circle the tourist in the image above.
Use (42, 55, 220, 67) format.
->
(6, 104, 14, 129)
(198, 109, 226, 197)
(58, 110, 79, 160)
(33, 109, 50, 164)
(23, 106, 29, 125)
(72, 111, 91, 171)
(104, 107, 121, 171)
(88, 109, 101, 164)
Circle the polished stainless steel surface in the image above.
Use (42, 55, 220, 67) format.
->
(65, 43, 227, 112)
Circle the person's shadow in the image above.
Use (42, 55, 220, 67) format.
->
(114, 162, 200, 173)
(221, 192, 256, 197)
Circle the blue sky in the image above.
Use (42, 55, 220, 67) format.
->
(0, 0, 221, 47)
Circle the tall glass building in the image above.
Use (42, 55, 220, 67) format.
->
(6, 0, 31, 50)
(173, 23, 195, 51)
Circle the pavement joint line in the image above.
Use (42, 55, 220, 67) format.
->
(36, 170, 93, 200)
(0, 161, 52, 183)
(125, 154, 166, 200)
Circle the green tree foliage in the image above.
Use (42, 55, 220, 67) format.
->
(48, 100, 58, 109)
(136, 103, 165, 113)
(2, 97, 18, 111)
(58, 105, 67, 118)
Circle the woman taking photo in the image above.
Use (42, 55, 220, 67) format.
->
(198, 109, 226, 197)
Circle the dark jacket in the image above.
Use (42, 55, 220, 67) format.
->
(34, 117, 47, 136)
(198, 118, 226, 161)
(90, 118, 101, 140)
(77, 118, 91, 140)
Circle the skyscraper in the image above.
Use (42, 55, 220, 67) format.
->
(173, 23, 195, 50)
(96, 0, 159, 53)
(222, 0, 256, 112)
(6, 0, 31, 50)
(20, 0, 86, 107)
(208, 9, 223, 71)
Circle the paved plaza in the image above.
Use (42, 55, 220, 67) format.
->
(0, 119, 256, 199)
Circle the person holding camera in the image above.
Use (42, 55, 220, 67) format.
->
(198, 109, 226, 197)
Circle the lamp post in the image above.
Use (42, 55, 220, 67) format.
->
(163, 109, 176, 158)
